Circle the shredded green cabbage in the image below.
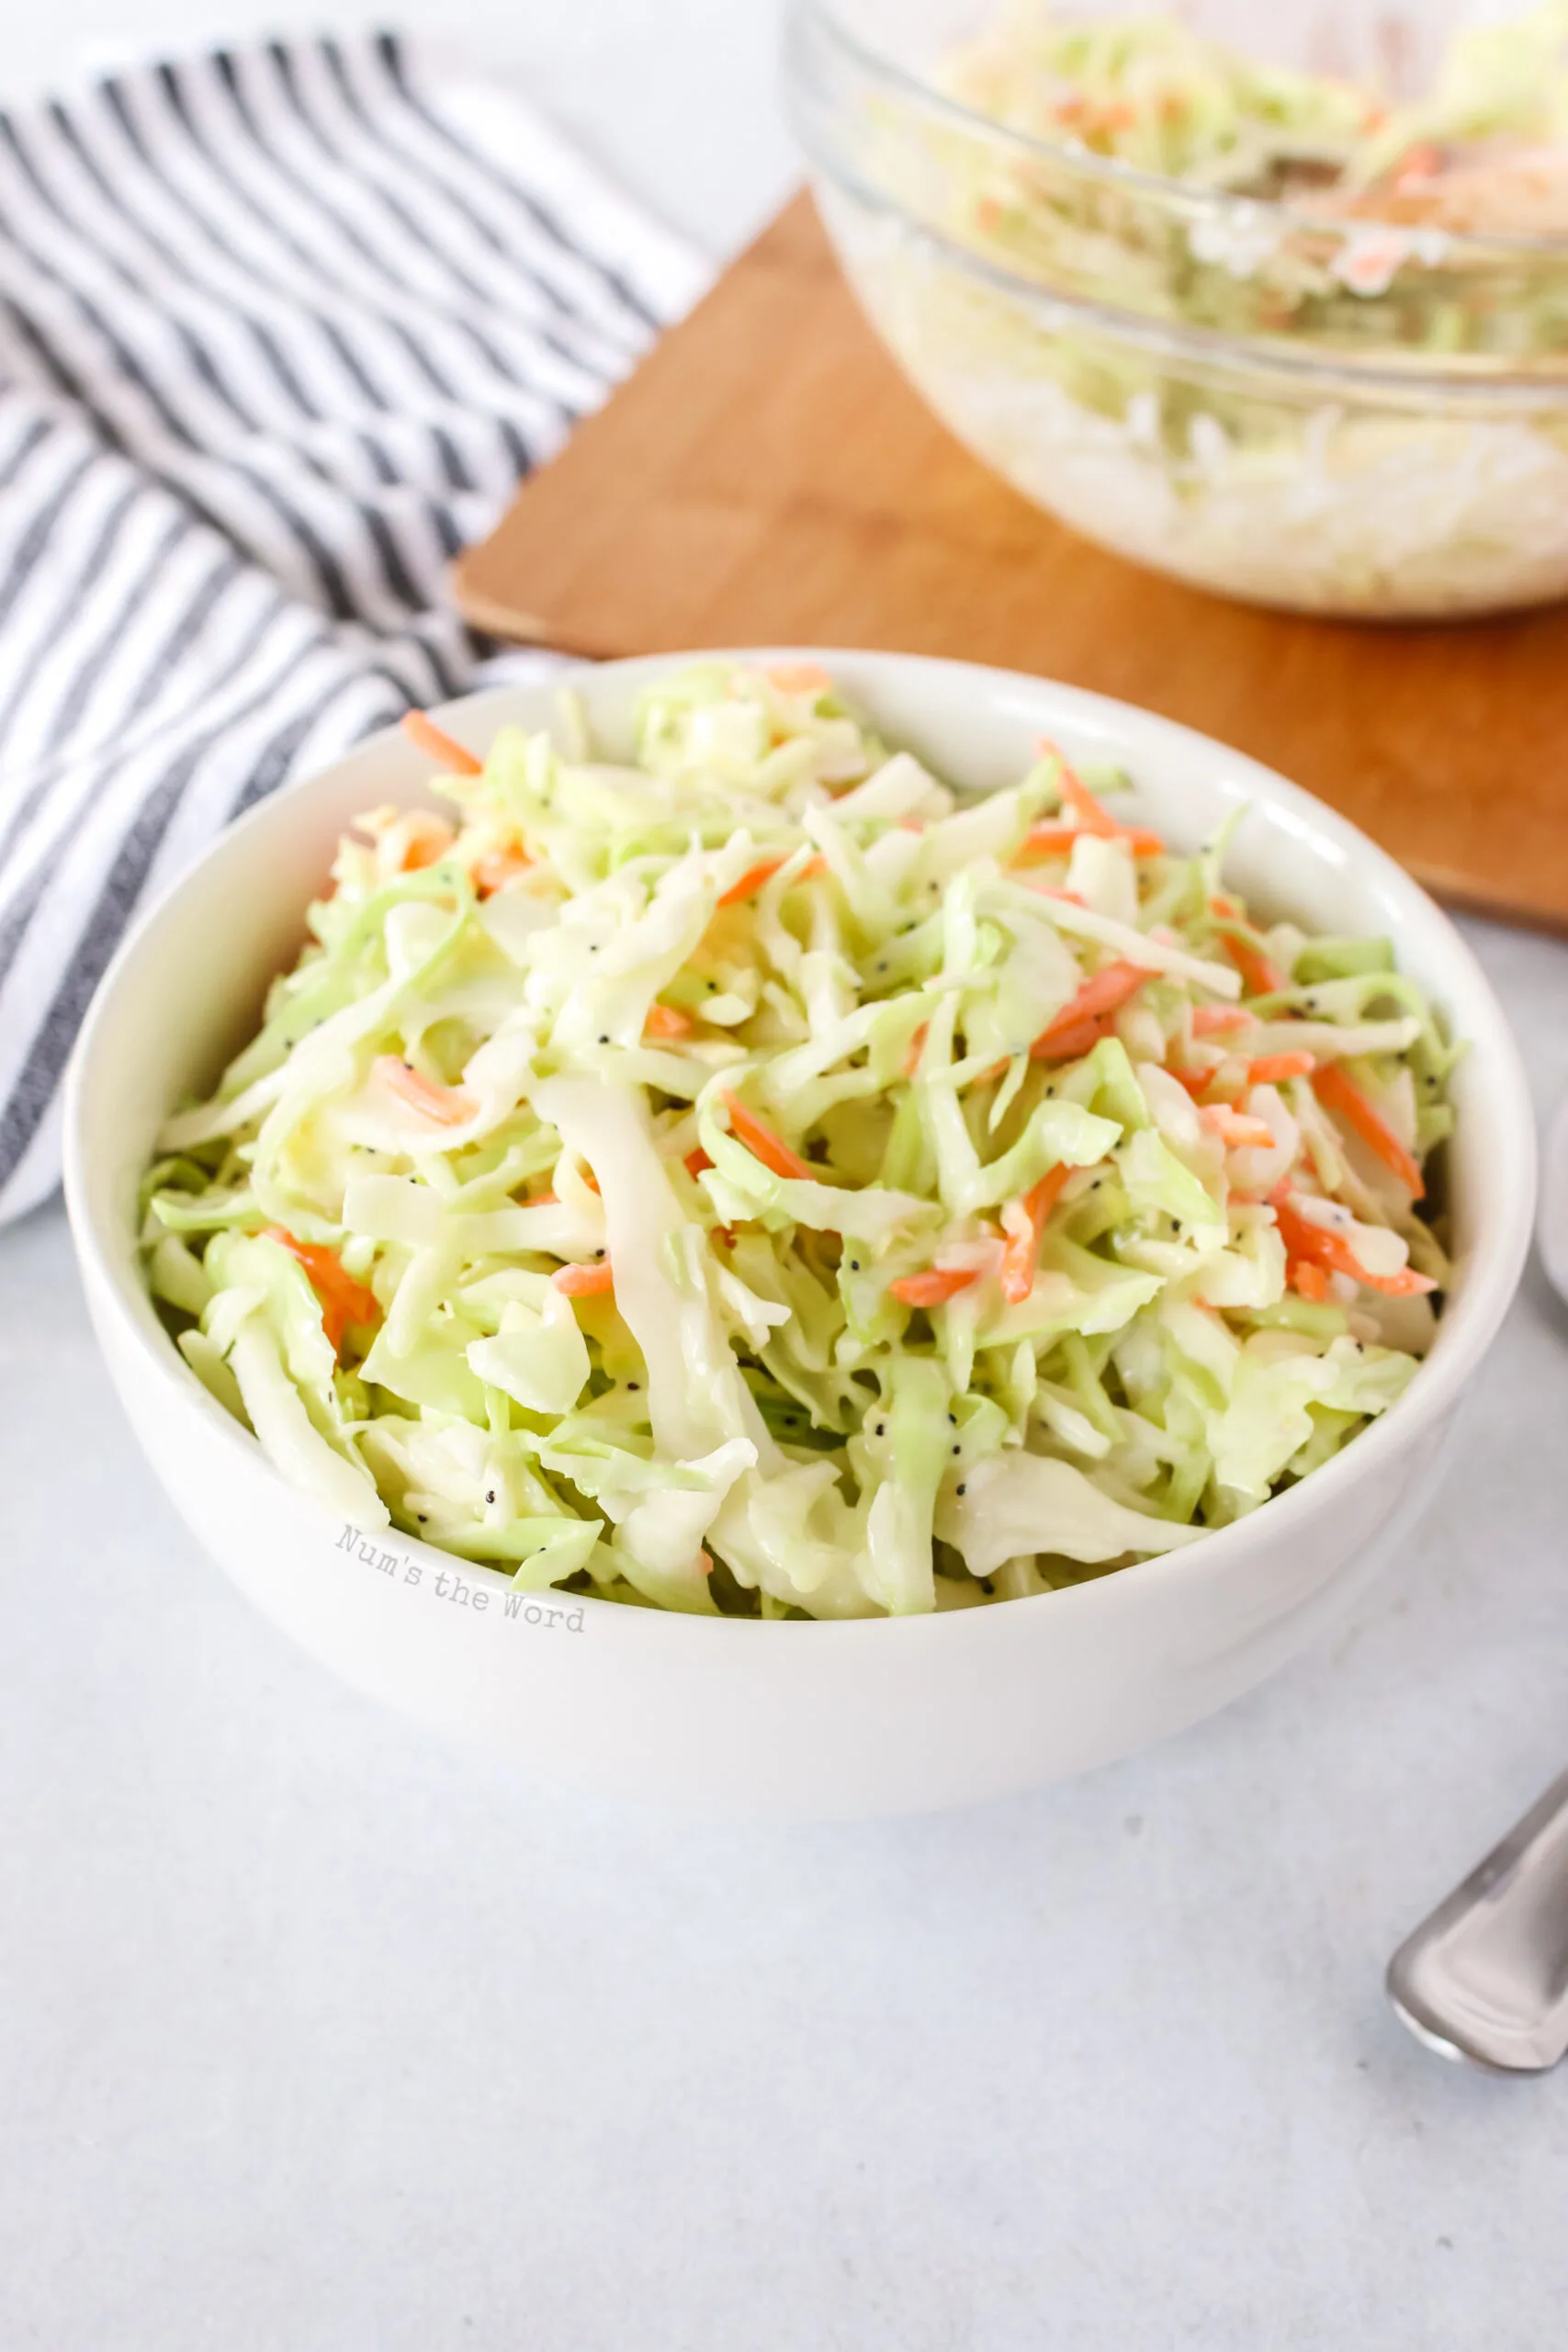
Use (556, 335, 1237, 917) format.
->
(141, 662, 1456, 1618)
(945, 2, 1568, 226)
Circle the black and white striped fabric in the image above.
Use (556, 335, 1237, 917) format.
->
(0, 30, 706, 1227)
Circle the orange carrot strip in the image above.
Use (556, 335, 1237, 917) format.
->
(1289, 1261, 1330, 1302)
(471, 848, 530, 896)
(1048, 751, 1120, 839)
(400, 710, 483, 775)
(1032, 1012, 1115, 1065)
(1393, 141, 1444, 188)
(682, 1147, 713, 1180)
(903, 1023, 929, 1080)
(1247, 1051, 1315, 1085)
(1019, 823, 1089, 855)
(717, 856, 788, 906)
(399, 815, 456, 872)
(888, 1266, 980, 1308)
(1270, 1193, 1437, 1295)
(1168, 1066, 1218, 1100)
(376, 1056, 475, 1127)
(1018, 820, 1165, 860)
(721, 1091, 814, 1182)
(1363, 1266, 1438, 1298)
(999, 1165, 1070, 1305)
(764, 662, 830, 695)
(553, 1261, 614, 1297)
(1210, 896, 1286, 997)
(1222, 933, 1285, 998)
(261, 1227, 379, 1357)
(1192, 1004, 1254, 1037)
(1201, 1105, 1277, 1150)
(1313, 1063, 1425, 1199)
(1035, 744, 1118, 838)
(1030, 961, 1146, 1059)
(644, 1002, 694, 1041)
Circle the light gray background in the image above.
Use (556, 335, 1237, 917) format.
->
(3, 6, 1566, 2346)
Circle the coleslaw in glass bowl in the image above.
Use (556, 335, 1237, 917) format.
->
(787, 0, 1568, 616)
(139, 662, 1459, 1621)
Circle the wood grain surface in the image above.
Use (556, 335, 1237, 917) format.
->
(455, 193, 1568, 931)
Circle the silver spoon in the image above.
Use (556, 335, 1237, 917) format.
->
(1386, 1094, 1568, 2072)
(1387, 1770, 1568, 2071)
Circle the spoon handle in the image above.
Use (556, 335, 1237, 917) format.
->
(1388, 1769, 1568, 2072)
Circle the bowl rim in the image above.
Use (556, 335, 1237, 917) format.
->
(805, 159, 1568, 409)
(63, 646, 1538, 1646)
(793, 0, 1568, 267)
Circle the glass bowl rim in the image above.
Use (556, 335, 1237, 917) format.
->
(807, 150, 1568, 397)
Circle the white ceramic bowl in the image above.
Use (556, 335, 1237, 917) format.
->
(65, 652, 1534, 1816)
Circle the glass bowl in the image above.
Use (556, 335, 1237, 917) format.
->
(785, 0, 1568, 616)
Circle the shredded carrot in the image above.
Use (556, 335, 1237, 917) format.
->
(1032, 1012, 1115, 1064)
(1313, 1063, 1425, 1199)
(1036, 743, 1119, 840)
(1289, 1261, 1331, 1302)
(553, 1261, 615, 1297)
(261, 1227, 379, 1356)
(903, 1023, 929, 1080)
(644, 1001, 694, 1041)
(1226, 937, 1284, 997)
(717, 856, 789, 906)
(399, 814, 456, 872)
(527, 1189, 558, 1206)
(682, 1147, 713, 1180)
(400, 709, 483, 775)
(888, 1266, 980, 1308)
(1270, 1191, 1437, 1296)
(1168, 1066, 1218, 1101)
(1192, 1004, 1254, 1037)
(1393, 141, 1444, 188)
(376, 1056, 475, 1127)
(721, 1091, 814, 1182)
(1043, 742, 1166, 855)
(1018, 820, 1165, 861)
(1247, 1051, 1315, 1086)
(1210, 896, 1286, 997)
(999, 1165, 1070, 1304)
(764, 662, 830, 696)
(1030, 961, 1146, 1059)
(1201, 1105, 1277, 1150)
(471, 847, 530, 896)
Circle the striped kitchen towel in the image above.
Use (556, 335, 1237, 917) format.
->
(0, 30, 708, 1227)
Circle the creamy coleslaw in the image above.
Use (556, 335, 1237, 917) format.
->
(141, 665, 1457, 1618)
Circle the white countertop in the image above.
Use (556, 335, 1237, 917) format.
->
(5, 6, 1568, 2346)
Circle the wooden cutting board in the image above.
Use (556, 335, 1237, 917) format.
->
(456, 193, 1568, 933)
